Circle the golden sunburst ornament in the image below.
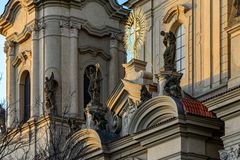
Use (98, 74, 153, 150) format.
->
(124, 8, 147, 59)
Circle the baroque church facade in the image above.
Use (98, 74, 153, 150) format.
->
(0, 0, 240, 159)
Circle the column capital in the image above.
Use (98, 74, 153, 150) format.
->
(4, 41, 16, 56)
(70, 27, 79, 38)
(110, 33, 121, 49)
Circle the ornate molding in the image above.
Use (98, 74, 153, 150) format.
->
(12, 50, 32, 68)
(163, 5, 190, 24)
(219, 144, 240, 160)
(79, 47, 111, 61)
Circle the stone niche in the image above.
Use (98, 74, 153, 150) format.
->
(227, 23, 240, 89)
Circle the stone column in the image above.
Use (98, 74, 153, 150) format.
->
(5, 41, 16, 128)
(69, 28, 79, 117)
(31, 30, 40, 118)
(109, 34, 119, 94)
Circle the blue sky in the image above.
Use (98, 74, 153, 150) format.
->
(0, 0, 8, 105)
(0, 0, 128, 104)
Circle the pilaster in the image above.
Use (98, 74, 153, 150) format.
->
(109, 33, 119, 94)
(31, 28, 40, 118)
(5, 41, 16, 128)
(69, 27, 79, 117)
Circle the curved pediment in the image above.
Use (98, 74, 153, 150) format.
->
(64, 129, 102, 158)
(128, 96, 179, 133)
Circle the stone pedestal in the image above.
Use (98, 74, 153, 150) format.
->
(122, 59, 153, 84)
(155, 73, 166, 96)
(156, 68, 183, 98)
(85, 103, 107, 131)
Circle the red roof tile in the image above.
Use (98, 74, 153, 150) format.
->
(180, 98, 215, 118)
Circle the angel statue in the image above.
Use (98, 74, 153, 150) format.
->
(44, 72, 58, 114)
(86, 64, 102, 105)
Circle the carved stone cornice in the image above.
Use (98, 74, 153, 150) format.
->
(5, 20, 40, 44)
(12, 50, 32, 68)
(0, 0, 36, 35)
(79, 47, 111, 61)
(59, 20, 81, 30)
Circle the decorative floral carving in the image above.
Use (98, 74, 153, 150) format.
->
(219, 144, 240, 160)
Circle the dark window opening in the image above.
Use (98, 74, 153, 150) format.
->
(23, 72, 30, 123)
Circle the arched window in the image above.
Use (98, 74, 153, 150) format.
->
(20, 71, 31, 123)
(175, 24, 185, 74)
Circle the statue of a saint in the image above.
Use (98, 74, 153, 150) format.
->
(86, 64, 102, 105)
(234, 0, 240, 17)
(160, 31, 176, 71)
(44, 72, 58, 113)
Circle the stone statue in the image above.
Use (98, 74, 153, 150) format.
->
(122, 98, 137, 136)
(160, 31, 176, 71)
(164, 74, 182, 98)
(234, 0, 240, 17)
(140, 85, 152, 103)
(86, 65, 102, 105)
(92, 111, 108, 131)
(44, 72, 58, 114)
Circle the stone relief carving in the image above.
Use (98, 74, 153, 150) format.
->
(122, 98, 137, 135)
(219, 144, 240, 160)
(32, 20, 46, 31)
(160, 31, 176, 72)
(44, 72, 58, 114)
